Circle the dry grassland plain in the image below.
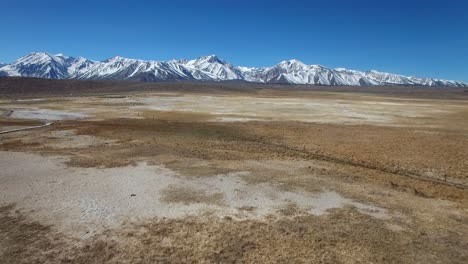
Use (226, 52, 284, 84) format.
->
(0, 82, 467, 263)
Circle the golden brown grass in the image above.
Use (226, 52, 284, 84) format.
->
(2, 204, 467, 264)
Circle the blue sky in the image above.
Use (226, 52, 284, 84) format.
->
(1, 0, 467, 81)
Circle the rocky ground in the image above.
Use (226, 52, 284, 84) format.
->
(0, 85, 467, 263)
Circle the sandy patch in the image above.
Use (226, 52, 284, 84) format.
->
(115, 93, 468, 127)
(16, 98, 47, 102)
(10, 108, 88, 121)
(0, 151, 389, 236)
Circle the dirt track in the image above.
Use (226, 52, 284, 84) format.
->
(1, 85, 467, 263)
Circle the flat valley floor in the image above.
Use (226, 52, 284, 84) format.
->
(1, 85, 467, 263)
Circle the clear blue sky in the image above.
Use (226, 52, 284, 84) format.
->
(1, 0, 467, 81)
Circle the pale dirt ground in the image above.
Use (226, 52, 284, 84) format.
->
(0, 90, 467, 263)
(3, 92, 468, 127)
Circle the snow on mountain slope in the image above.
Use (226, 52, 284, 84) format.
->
(1, 52, 466, 87)
(183, 55, 243, 80)
(67, 57, 97, 77)
(240, 60, 373, 85)
(363, 70, 465, 87)
(78, 56, 205, 81)
(0, 52, 97, 79)
(0, 52, 70, 79)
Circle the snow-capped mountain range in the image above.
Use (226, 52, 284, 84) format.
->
(0, 52, 466, 87)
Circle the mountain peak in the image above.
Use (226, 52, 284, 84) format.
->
(280, 59, 305, 65)
(14, 52, 67, 66)
(203, 54, 218, 59)
(21, 52, 52, 60)
(104, 56, 141, 64)
(198, 55, 224, 64)
(276, 59, 309, 72)
(107, 56, 125, 61)
(27, 51, 50, 56)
